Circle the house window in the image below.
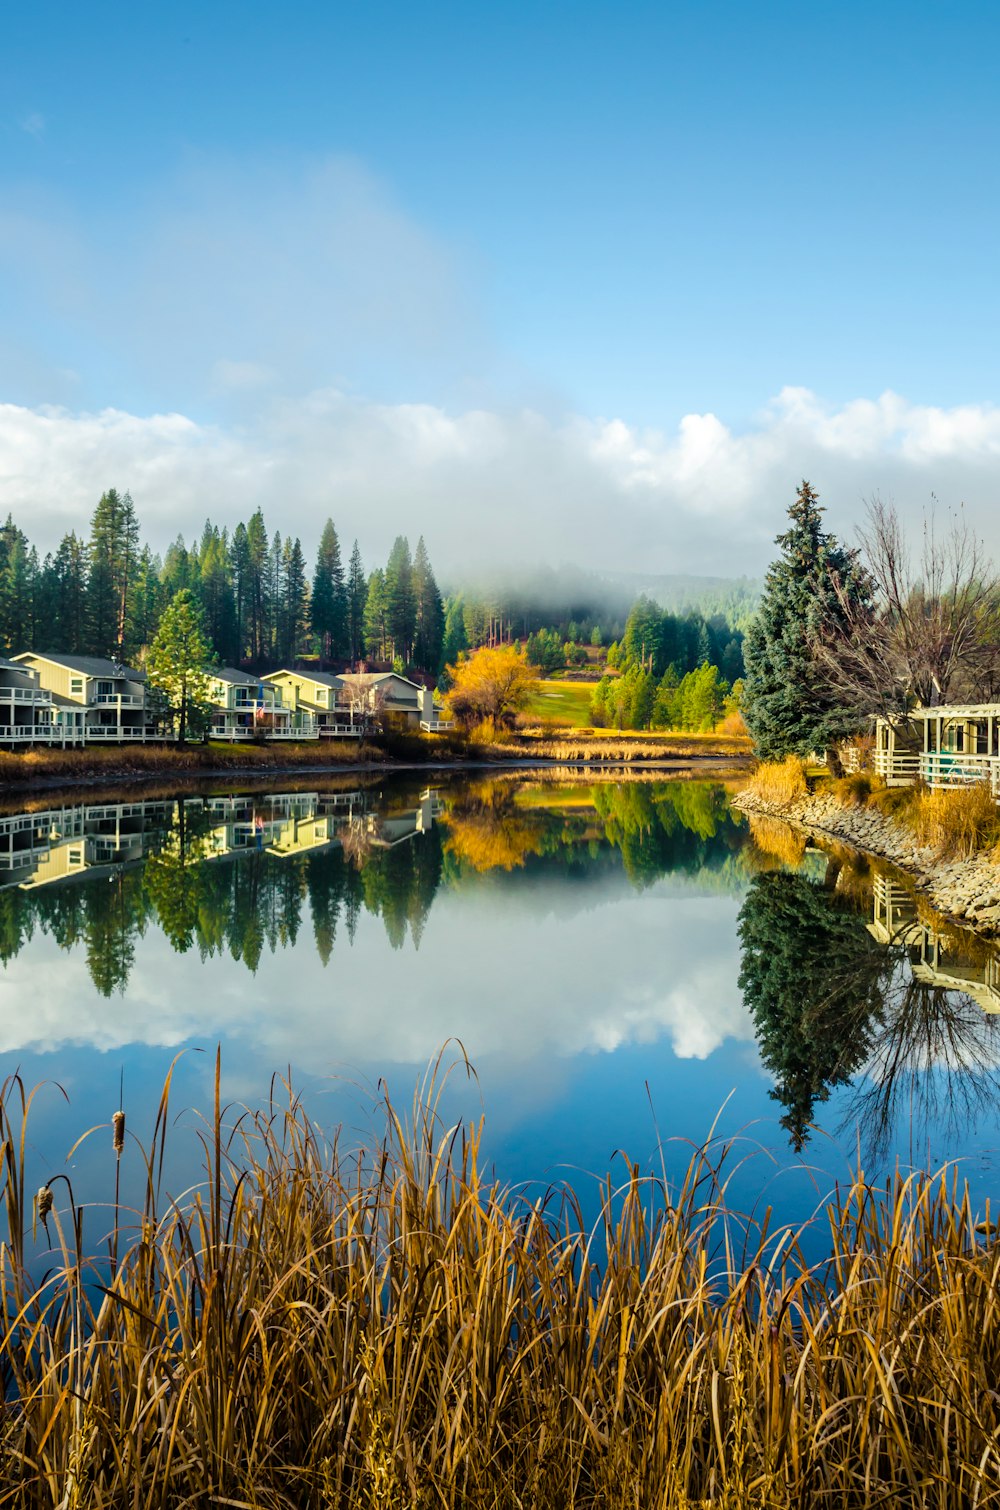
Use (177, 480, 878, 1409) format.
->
(70, 678, 84, 695)
(316, 690, 327, 705)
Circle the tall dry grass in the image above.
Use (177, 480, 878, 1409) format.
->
(743, 755, 809, 807)
(4, 1054, 1000, 1506)
(0, 738, 376, 788)
(905, 781, 1000, 860)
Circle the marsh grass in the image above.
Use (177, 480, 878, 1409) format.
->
(3, 1053, 1000, 1506)
(743, 755, 809, 807)
(0, 738, 377, 788)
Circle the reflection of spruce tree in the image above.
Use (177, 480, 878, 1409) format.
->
(84, 871, 147, 997)
(363, 844, 417, 950)
(738, 871, 887, 1151)
(230, 855, 266, 973)
(408, 829, 443, 949)
(37, 888, 85, 952)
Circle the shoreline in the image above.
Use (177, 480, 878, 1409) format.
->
(0, 751, 752, 810)
(733, 785, 1000, 936)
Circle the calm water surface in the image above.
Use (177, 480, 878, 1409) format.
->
(3, 771, 1000, 1239)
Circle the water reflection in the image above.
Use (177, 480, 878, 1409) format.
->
(738, 845, 1000, 1158)
(0, 778, 746, 998)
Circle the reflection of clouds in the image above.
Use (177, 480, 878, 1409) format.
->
(0, 882, 755, 1074)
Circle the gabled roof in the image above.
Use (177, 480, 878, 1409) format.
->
(210, 666, 263, 686)
(0, 657, 33, 676)
(264, 669, 344, 689)
(338, 671, 422, 693)
(14, 652, 145, 680)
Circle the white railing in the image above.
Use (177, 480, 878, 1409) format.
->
(319, 724, 361, 737)
(873, 748, 922, 784)
(420, 719, 454, 733)
(94, 693, 144, 706)
(920, 751, 1000, 795)
(84, 727, 152, 741)
(0, 724, 54, 743)
(0, 687, 51, 704)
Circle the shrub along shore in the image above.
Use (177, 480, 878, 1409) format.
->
(0, 729, 753, 791)
(4, 1056, 1000, 1507)
(735, 757, 1000, 933)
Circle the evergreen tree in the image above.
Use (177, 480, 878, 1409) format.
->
(346, 540, 366, 663)
(280, 536, 309, 662)
(384, 535, 416, 663)
(441, 595, 469, 670)
(229, 521, 252, 662)
(742, 481, 872, 761)
(44, 533, 88, 652)
(311, 519, 348, 660)
(412, 536, 444, 673)
(363, 569, 389, 661)
(245, 509, 269, 662)
(86, 489, 140, 659)
(146, 589, 214, 742)
(132, 547, 165, 657)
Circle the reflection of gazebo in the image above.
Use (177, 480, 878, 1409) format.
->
(868, 873, 1000, 1013)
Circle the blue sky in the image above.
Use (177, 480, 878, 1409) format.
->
(2, 2, 999, 573)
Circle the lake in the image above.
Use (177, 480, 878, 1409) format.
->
(3, 770, 1000, 1246)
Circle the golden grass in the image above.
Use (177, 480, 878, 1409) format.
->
(0, 738, 377, 788)
(906, 781, 1000, 860)
(743, 755, 809, 807)
(4, 1053, 1000, 1506)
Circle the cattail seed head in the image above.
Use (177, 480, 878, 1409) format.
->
(112, 1110, 125, 1154)
(36, 1185, 53, 1222)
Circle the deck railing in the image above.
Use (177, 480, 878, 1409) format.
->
(872, 748, 922, 784)
(920, 751, 1000, 795)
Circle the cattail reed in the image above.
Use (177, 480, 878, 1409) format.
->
(2, 1058, 1000, 1508)
(112, 1108, 125, 1154)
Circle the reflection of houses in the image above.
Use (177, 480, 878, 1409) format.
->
(207, 669, 316, 742)
(13, 653, 154, 744)
(874, 707, 1000, 794)
(0, 799, 175, 888)
(0, 658, 54, 745)
(869, 873, 1000, 1013)
(264, 669, 452, 734)
(0, 788, 443, 889)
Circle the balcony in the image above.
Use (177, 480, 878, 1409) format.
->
(0, 724, 55, 743)
(93, 692, 144, 706)
(0, 686, 52, 704)
(84, 726, 153, 741)
(420, 718, 454, 733)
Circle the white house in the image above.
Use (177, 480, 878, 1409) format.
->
(874, 705, 1000, 796)
(265, 668, 453, 734)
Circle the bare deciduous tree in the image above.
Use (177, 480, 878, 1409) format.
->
(817, 497, 1000, 729)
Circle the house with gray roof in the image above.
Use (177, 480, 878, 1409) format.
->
(13, 653, 154, 744)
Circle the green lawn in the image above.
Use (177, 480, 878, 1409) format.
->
(522, 681, 597, 726)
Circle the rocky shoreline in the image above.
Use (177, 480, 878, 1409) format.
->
(732, 787, 1000, 935)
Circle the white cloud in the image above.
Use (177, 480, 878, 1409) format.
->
(1, 386, 999, 575)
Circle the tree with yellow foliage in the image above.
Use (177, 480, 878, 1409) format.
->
(445, 645, 538, 731)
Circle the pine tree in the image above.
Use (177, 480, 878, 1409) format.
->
(311, 519, 347, 660)
(347, 540, 366, 662)
(86, 489, 140, 659)
(281, 537, 309, 662)
(245, 510, 269, 662)
(146, 589, 214, 742)
(441, 595, 469, 669)
(412, 536, 444, 673)
(229, 522, 252, 662)
(743, 481, 872, 761)
(43, 533, 88, 652)
(363, 569, 389, 661)
(384, 536, 416, 663)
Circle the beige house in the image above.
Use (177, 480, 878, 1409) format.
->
(266, 668, 452, 734)
(206, 668, 317, 741)
(14, 653, 154, 744)
(0, 658, 54, 745)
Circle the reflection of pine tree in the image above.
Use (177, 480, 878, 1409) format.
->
(306, 849, 346, 966)
(84, 871, 148, 997)
(0, 890, 32, 962)
(738, 871, 887, 1150)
